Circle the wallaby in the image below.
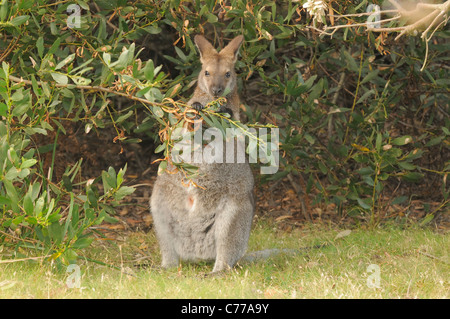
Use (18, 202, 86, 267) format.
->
(150, 34, 255, 273)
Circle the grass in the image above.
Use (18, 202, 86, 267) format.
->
(0, 219, 448, 299)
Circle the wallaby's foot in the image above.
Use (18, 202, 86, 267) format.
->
(161, 253, 180, 270)
(211, 259, 234, 273)
(161, 261, 179, 270)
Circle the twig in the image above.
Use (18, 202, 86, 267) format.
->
(287, 173, 311, 221)
(325, 16, 401, 32)
(0, 229, 37, 244)
(0, 255, 51, 264)
(328, 73, 346, 139)
(395, 10, 439, 40)
(343, 47, 364, 144)
(418, 250, 450, 265)
(0, 35, 21, 63)
(421, 10, 447, 39)
(333, 10, 398, 18)
(307, 26, 337, 37)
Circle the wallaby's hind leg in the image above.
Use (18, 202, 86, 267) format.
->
(212, 200, 253, 273)
(157, 232, 179, 269)
(150, 192, 179, 269)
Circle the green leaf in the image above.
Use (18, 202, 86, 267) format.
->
(5, 167, 19, 180)
(144, 25, 161, 34)
(401, 172, 424, 183)
(143, 59, 155, 81)
(2, 61, 9, 79)
(392, 196, 408, 205)
(102, 170, 113, 192)
(342, 49, 358, 72)
(62, 174, 72, 191)
(357, 197, 372, 210)
(361, 69, 380, 85)
(62, 194, 75, 241)
(23, 194, 34, 216)
(63, 249, 78, 264)
(442, 127, 450, 135)
(357, 89, 375, 104)
(34, 196, 45, 216)
(18, 168, 30, 179)
(111, 43, 135, 70)
(10, 15, 29, 26)
(151, 105, 164, 118)
(154, 143, 166, 154)
(116, 164, 127, 188)
(425, 136, 444, 147)
(376, 132, 382, 153)
(87, 188, 98, 208)
(0, 102, 7, 117)
(51, 72, 69, 85)
(304, 133, 315, 145)
(103, 52, 111, 65)
(114, 186, 135, 201)
(157, 160, 167, 175)
(55, 53, 75, 70)
(107, 166, 117, 188)
(21, 158, 37, 169)
(37, 37, 44, 58)
(391, 136, 412, 146)
(206, 13, 218, 23)
(115, 110, 133, 123)
(420, 214, 435, 226)
(398, 161, 416, 170)
(48, 222, 63, 245)
(0, 0, 8, 22)
(404, 149, 423, 161)
(48, 37, 61, 56)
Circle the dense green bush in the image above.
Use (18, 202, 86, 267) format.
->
(0, 0, 448, 262)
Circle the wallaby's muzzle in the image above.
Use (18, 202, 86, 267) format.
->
(212, 85, 224, 97)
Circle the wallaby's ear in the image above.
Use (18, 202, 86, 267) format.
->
(194, 35, 217, 63)
(219, 35, 244, 63)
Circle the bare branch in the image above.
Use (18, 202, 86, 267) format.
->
(320, 0, 450, 41)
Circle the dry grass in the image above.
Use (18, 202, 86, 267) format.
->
(0, 220, 448, 299)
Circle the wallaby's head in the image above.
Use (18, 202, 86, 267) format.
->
(194, 35, 244, 98)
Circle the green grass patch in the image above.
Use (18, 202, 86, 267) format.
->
(1, 220, 448, 298)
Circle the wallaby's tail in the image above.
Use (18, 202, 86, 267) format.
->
(239, 244, 329, 264)
(239, 248, 299, 263)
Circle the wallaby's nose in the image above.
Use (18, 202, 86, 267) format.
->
(212, 86, 223, 97)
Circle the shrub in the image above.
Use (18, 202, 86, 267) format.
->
(0, 0, 448, 262)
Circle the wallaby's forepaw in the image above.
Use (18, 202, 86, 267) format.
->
(192, 102, 204, 112)
(219, 106, 233, 119)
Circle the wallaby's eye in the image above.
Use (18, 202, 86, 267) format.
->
(225, 72, 231, 78)
(205, 70, 210, 76)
